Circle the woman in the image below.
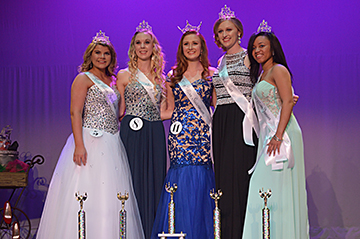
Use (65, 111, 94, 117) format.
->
(242, 20, 309, 238)
(212, 5, 258, 238)
(37, 31, 144, 238)
(151, 22, 216, 239)
(117, 21, 167, 239)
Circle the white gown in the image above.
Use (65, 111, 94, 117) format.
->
(36, 72, 144, 239)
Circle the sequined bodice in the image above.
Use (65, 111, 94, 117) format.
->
(124, 80, 161, 121)
(213, 51, 254, 105)
(253, 80, 282, 117)
(82, 84, 120, 134)
(168, 78, 213, 169)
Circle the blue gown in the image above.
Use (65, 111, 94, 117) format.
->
(120, 78, 167, 239)
(242, 80, 309, 238)
(151, 78, 215, 239)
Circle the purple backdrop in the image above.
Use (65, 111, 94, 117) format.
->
(1, 0, 359, 238)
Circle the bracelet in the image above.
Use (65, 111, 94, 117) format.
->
(272, 135, 283, 142)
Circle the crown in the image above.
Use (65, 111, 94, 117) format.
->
(92, 30, 110, 45)
(177, 20, 202, 34)
(136, 20, 153, 33)
(219, 5, 235, 20)
(256, 20, 272, 34)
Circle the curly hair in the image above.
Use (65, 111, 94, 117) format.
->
(127, 30, 165, 89)
(213, 18, 244, 51)
(247, 31, 292, 84)
(170, 31, 210, 88)
(78, 41, 118, 76)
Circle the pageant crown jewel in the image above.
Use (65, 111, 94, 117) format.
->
(219, 5, 235, 20)
(136, 20, 153, 33)
(177, 20, 202, 34)
(256, 20, 272, 34)
(92, 30, 110, 44)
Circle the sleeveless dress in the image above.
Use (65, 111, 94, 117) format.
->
(242, 80, 309, 238)
(36, 72, 144, 239)
(151, 78, 215, 239)
(212, 51, 257, 238)
(120, 77, 167, 239)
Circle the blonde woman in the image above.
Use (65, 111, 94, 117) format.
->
(116, 21, 166, 239)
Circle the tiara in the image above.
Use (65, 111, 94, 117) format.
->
(177, 20, 202, 34)
(219, 5, 235, 20)
(92, 30, 110, 44)
(136, 20, 153, 33)
(256, 20, 272, 34)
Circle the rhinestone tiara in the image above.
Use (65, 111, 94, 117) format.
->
(219, 5, 235, 20)
(256, 20, 272, 34)
(136, 20, 153, 33)
(177, 20, 202, 34)
(92, 30, 110, 45)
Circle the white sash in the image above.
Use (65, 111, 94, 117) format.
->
(135, 69, 160, 113)
(84, 72, 118, 118)
(217, 55, 259, 146)
(248, 85, 295, 174)
(178, 76, 212, 127)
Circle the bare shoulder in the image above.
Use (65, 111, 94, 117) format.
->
(208, 66, 218, 77)
(116, 68, 130, 85)
(73, 73, 93, 87)
(272, 64, 291, 82)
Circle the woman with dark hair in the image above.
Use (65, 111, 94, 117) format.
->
(37, 31, 144, 238)
(151, 21, 216, 239)
(117, 21, 167, 239)
(211, 5, 258, 238)
(242, 20, 309, 238)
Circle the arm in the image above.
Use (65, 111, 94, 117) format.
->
(70, 74, 93, 166)
(160, 81, 175, 120)
(116, 70, 130, 121)
(209, 66, 217, 107)
(267, 65, 294, 156)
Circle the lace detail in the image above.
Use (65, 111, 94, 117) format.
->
(82, 85, 120, 134)
(213, 50, 254, 105)
(124, 81, 161, 121)
(255, 81, 282, 117)
(168, 78, 213, 168)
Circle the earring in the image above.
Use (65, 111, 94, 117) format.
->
(89, 62, 93, 69)
(238, 35, 241, 44)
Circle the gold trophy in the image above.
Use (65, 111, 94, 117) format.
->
(210, 189, 222, 239)
(259, 188, 271, 239)
(117, 191, 129, 239)
(158, 182, 186, 239)
(75, 192, 88, 239)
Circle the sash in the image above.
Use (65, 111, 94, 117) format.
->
(178, 77, 212, 127)
(248, 85, 295, 174)
(135, 69, 161, 113)
(84, 72, 118, 118)
(217, 55, 259, 146)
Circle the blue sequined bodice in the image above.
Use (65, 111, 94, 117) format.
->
(168, 78, 213, 169)
(82, 84, 120, 134)
(124, 80, 161, 121)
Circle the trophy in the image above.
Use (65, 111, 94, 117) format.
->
(210, 189, 222, 239)
(75, 192, 88, 239)
(259, 188, 272, 239)
(158, 182, 186, 238)
(117, 191, 129, 239)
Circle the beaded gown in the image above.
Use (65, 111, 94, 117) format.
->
(212, 50, 257, 239)
(36, 72, 144, 239)
(151, 78, 215, 239)
(242, 80, 309, 238)
(120, 77, 167, 239)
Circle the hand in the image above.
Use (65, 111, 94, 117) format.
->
(266, 137, 282, 156)
(293, 94, 299, 105)
(73, 146, 87, 166)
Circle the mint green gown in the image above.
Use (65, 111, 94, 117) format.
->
(242, 80, 309, 238)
